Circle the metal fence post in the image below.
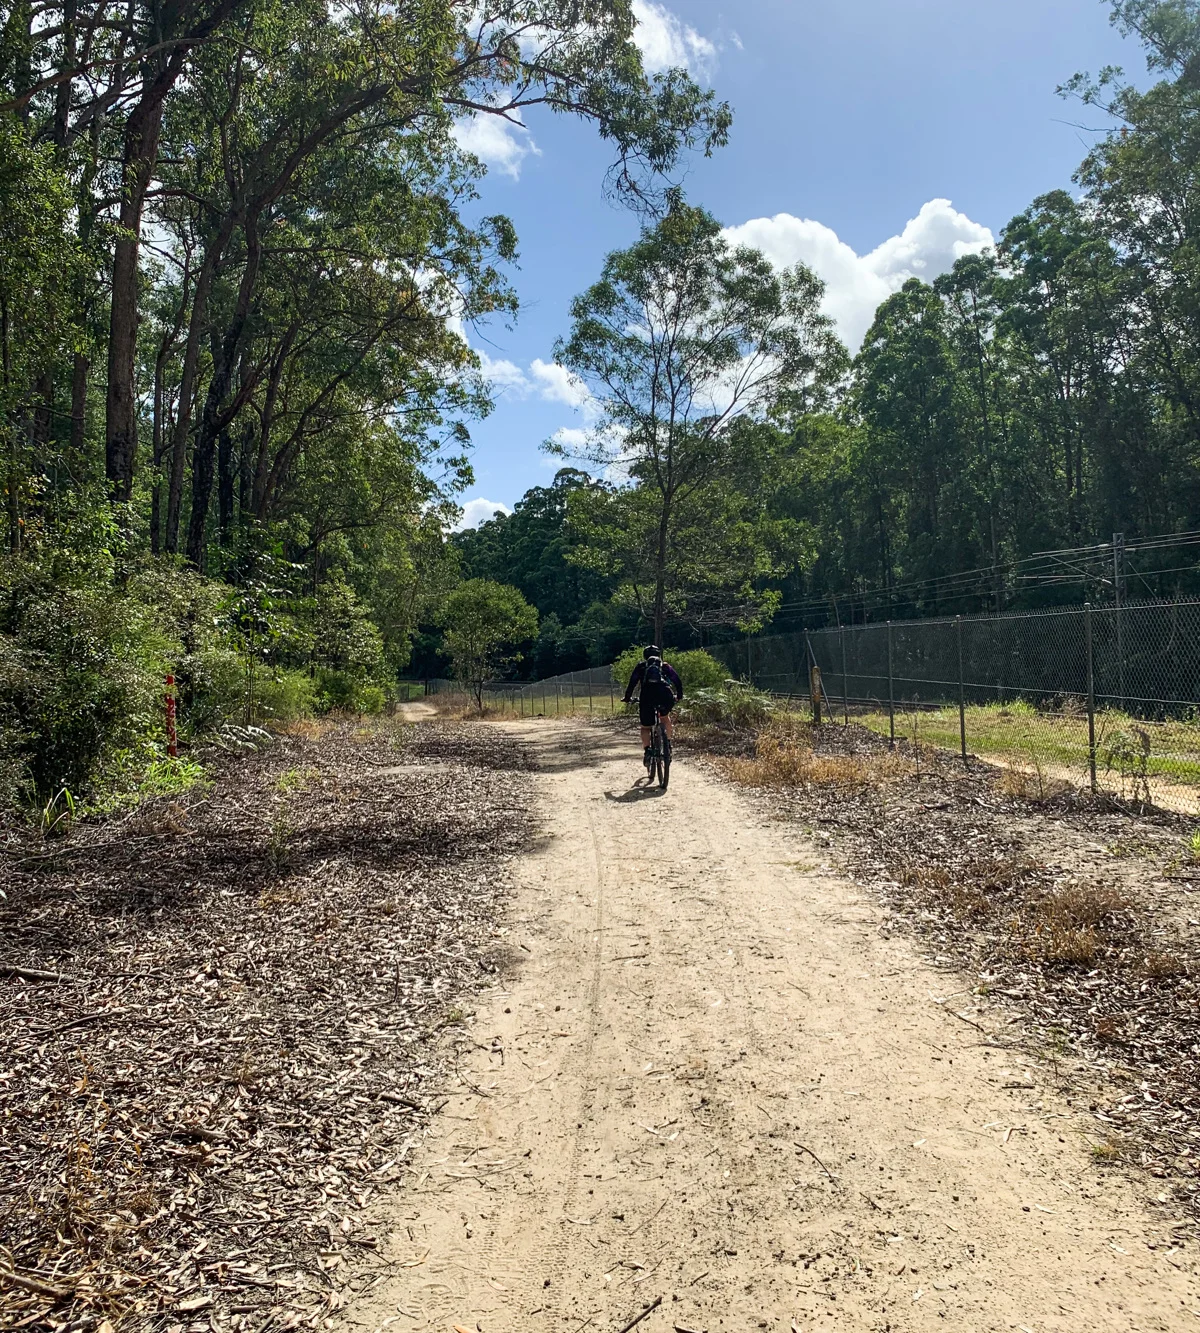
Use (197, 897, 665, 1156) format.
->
(840, 624, 849, 725)
(1085, 602, 1097, 793)
(887, 620, 895, 749)
(1114, 532, 1127, 711)
(956, 615, 967, 767)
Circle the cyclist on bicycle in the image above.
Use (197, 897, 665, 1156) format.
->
(623, 645, 683, 769)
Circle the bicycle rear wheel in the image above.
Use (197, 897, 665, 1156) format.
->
(657, 725, 671, 789)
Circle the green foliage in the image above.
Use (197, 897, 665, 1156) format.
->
(314, 670, 386, 715)
(670, 650, 730, 692)
(253, 670, 318, 725)
(0, 509, 172, 801)
(0, 119, 81, 423)
(553, 201, 847, 642)
(679, 683, 776, 727)
(455, 469, 616, 674)
(441, 579, 538, 708)
(611, 646, 728, 691)
(93, 757, 210, 816)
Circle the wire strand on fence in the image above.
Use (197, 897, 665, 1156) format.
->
(713, 597, 1200, 814)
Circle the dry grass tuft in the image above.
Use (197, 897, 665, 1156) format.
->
(1021, 883, 1130, 966)
(1000, 763, 1073, 803)
(1142, 951, 1189, 980)
(274, 717, 336, 741)
(1090, 1135, 1132, 1165)
(725, 728, 905, 790)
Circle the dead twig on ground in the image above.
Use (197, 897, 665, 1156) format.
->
(0, 1265, 74, 1299)
(617, 1294, 663, 1333)
(1, 964, 74, 982)
(793, 1140, 838, 1185)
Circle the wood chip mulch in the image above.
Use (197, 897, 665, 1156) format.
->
(0, 719, 533, 1331)
(691, 719, 1200, 1223)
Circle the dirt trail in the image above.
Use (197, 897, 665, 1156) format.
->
(346, 721, 1199, 1333)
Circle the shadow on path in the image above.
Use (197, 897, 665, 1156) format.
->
(604, 781, 668, 803)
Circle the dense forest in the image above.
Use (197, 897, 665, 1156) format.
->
(0, 0, 729, 802)
(460, 1, 1200, 653)
(5, 0, 1200, 805)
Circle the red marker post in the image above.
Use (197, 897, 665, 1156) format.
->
(165, 674, 178, 759)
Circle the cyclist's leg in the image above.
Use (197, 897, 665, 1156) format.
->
(640, 726, 652, 746)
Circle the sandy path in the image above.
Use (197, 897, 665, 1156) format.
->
(346, 720, 1198, 1333)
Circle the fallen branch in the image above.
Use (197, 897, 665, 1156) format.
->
(377, 1092, 422, 1110)
(617, 1295, 663, 1333)
(39, 1007, 126, 1036)
(1, 965, 74, 983)
(0, 1265, 74, 1300)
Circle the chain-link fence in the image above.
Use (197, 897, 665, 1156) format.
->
(417, 666, 624, 717)
(713, 599, 1200, 814)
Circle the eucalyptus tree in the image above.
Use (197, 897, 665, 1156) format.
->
(3, 0, 731, 505)
(553, 202, 847, 644)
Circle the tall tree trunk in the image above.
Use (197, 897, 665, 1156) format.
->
(7, 437, 20, 555)
(217, 426, 234, 543)
(104, 0, 241, 500)
(187, 219, 262, 566)
(1, 298, 17, 554)
(105, 90, 167, 499)
(653, 502, 670, 647)
(32, 372, 53, 450)
(69, 352, 87, 454)
(150, 348, 167, 553)
(166, 219, 234, 552)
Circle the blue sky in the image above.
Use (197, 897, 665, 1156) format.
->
(451, 0, 1142, 529)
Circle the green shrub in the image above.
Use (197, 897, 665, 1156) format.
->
(611, 646, 729, 693)
(183, 645, 245, 734)
(679, 683, 775, 727)
(0, 539, 170, 800)
(669, 649, 729, 692)
(357, 683, 387, 715)
(253, 669, 318, 724)
(91, 755, 210, 815)
(313, 669, 386, 715)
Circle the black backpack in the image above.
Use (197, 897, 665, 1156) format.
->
(644, 657, 663, 686)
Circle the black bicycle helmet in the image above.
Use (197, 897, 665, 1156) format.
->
(643, 644, 662, 660)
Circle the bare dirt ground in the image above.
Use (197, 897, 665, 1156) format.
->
(346, 719, 1200, 1333)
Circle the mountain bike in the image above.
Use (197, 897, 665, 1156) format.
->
(650, 710, 672, 790)
(630, 696, 672, 790)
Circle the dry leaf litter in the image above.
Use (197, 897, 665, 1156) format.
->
(0, 719, 533, 1331)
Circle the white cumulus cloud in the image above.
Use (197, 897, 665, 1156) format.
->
(475, 348, 530, 394)
(549, 426, 592, 453)
(454, 497, 512, 532)
(451, 114, 540, 180)
(471, 351, 599, 417)
(724, 199, 994, 351)
(632, 0, 717, 76)
(530, 359, 593, 410)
